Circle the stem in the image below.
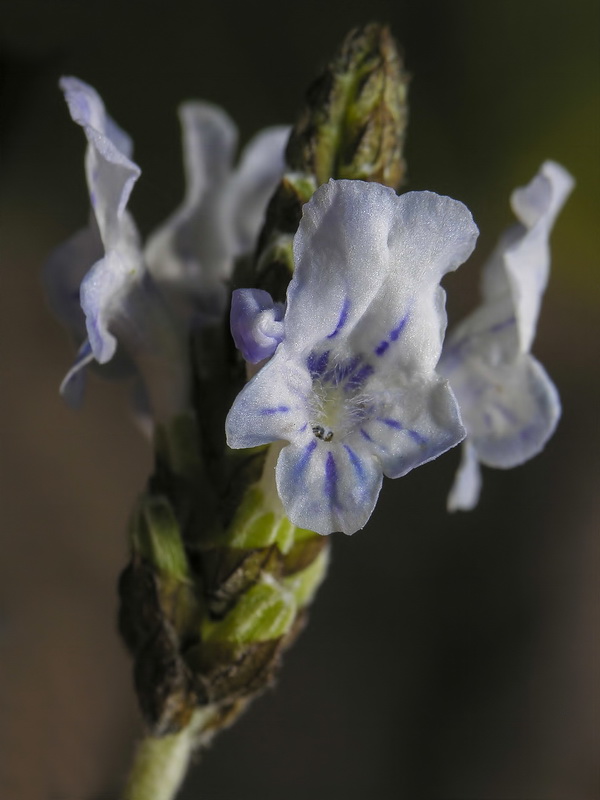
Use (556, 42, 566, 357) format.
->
(123, 727, 193, 800)
(122, 707, 218, 800)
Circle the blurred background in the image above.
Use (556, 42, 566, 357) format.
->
(1, 1, 598, 798)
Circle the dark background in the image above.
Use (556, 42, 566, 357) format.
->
(1, 1, 598, 798)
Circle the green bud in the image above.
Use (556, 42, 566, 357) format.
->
(286, 22, 409, 189)
(119, 493, 201, 735)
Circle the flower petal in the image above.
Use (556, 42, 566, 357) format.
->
(224, 126, 290, 256)
(286, 180, 400, 352)
(349, 190, 479, 373)
(355, 375, 465, 478)
(42, 219, 103, 341)
(483, 161, 574, 353)
(440, 293, 519, 375)
(80, 218, 143, 363)
(144, 101, 238, 305)
(60, 77, 141, 248)
(276, 440, 383, 535)
(448, 353, 561, 469)
(60, 77, 144, 364)
(59, 339, 94, 407)
(59, 77, 190, 421)
(230, 288, 285, 363)
(447, 441, 482, 512)
(287, 181, 478, 374)
(226, 350, 311, 449)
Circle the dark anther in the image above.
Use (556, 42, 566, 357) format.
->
(312, 425, 334, 441)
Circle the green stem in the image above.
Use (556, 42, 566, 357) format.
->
(123, 723, 196, 800)
(123, 709, 220, 800)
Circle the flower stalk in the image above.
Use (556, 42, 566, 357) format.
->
(119, 22, 410, 798)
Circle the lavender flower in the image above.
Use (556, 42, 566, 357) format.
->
(227, 179, 479, 535)
(439, 161, 574, 510)
(45, 77, 288, 420)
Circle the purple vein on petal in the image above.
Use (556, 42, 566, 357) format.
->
(327, 297, 351, 339)
(374, 314, 409, 356)
(493, 402, 520, 425)
(390, 313, 409, 341)
(408, 430, 427, 445)
(377, 417, 404, 430)
(346, 363, 374, 390)
(260, 405, 291, 415)
(329, 354, 361, 386)
(307, 349, 330, 377)
(343, 444, 366, 482)
(292, 439, 318, 481)
(488, 316, 516, 335)
(325, 451, 341, 509)
(360, 427, 375, 443)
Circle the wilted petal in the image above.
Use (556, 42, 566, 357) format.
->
(447, 441, 482, 512)
(230, 288, 285, 363)
(276, 439, 383, 536)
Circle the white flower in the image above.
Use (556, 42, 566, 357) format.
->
(439, 161, 574, 511)
(226, 179, 478, 535)
(45, 77, 288, 421)
(144, 102, 289, 318)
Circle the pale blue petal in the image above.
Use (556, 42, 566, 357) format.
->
(226, 350, 311, 449)
(449, 353, 561, 469)
(276, 440, 383, 535)
(353, 376, 466, 478)
(224, 126, 290, 256)
(288, 181, 478, 373)
(60, 77, 141, 248)
(144, 101, 238, 301)
(42, 220, 102, 340)
(60, 77, 145, 365)
(79, 216, 143, 363)
(59, 339, 94, 407)
(286, 180, 399, 352)
(58, 78, 192, 421)
(230, 288, 285, 363)
(483, 161, 574, 353)
(349, 190, 479, 373)
(447, 441, 482, 512)
(59, 76, 133, 157)
(440, 294, 519, 375)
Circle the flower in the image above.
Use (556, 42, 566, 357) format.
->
(45, 77, 288, 419)
(144, 102, 289, 318)
(439, 161, 574, 511)
(226, 179, 479, 535)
